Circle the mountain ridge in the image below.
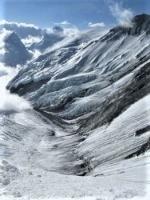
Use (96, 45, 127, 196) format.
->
(6, 14, 150, 175)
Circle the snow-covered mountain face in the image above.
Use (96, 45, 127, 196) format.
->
(7, 14, 150, 177)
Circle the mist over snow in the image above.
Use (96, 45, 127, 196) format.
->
(0, 64, 31, 114)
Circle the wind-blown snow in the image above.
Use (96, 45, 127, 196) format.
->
(109, 2, 134, 27)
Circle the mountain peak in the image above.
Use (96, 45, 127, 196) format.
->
(132, 13, 150, 24)
(131, 13, 150, 34)
(5, 31, 21, 44)
(3, 31, 31, 66)
(104, 13, 150, 41)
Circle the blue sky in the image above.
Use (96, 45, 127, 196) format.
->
(0, 0, 150, 28)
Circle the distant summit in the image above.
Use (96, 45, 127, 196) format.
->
(102, 14, 150, 41)
(3, 31, 31, 66)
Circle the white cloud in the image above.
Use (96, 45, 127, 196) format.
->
(59, 21, 70, 25)
(63, 26, 79, 37)
(109, 2, 134, 27)
(0, 20, 42, 39)
(0, 20, 39, 29)
(57, 21, 79, 36)
(0, 64, 32, 114)
(21, 35, 42, 47)
(0, 29, 12, 55)
(88, 22, 105, 28)
(46, 21, 80, 37)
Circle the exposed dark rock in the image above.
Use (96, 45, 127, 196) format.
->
(136, 125, 150, 136)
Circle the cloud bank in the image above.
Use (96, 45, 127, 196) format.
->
(0, 20, 39, 29)
(0, 64, 32, 114)
(0, 20, 42, 39)
(0, 29, 13, 56)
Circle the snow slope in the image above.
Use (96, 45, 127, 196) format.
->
(0, 14, 150, 199)
(8, 14, 150, 174)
